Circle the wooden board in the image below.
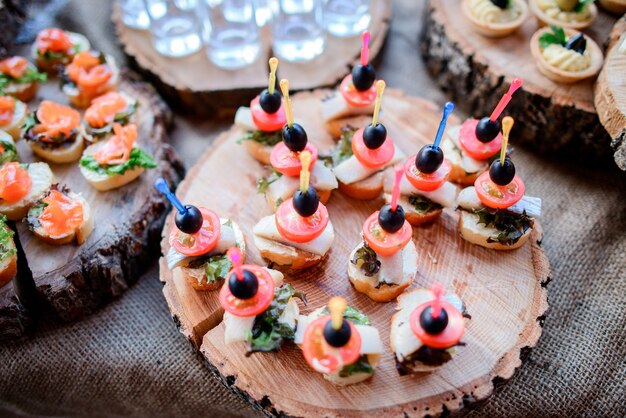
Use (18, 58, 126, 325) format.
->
(0, 74, 185, 341)
(112, 1, 391, 118)
(421, 0, 615, 163)
(594, 16, 626, 170)
(159, 90, 550, 417)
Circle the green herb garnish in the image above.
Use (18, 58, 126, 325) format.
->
(321, 305, 371, 326)
(80, 147, 157, 176)
(574, 0, 594, 13)
(471, 207, 534, 245)
(539, 25, 567, 49)
(257, 168, 283, 194)
(338, 355, 374, 378)
(408, 195, 442, 214)
(239, 129, 282, 147)
(246, 284, 306, 354)
(0, 140, 19, 166)
(320, 126, 356, 167)
(199, 254, 232, 285)
(0, 215, 15, 260)
(21, 112, 38, 133)
(351, 243, 381, 277)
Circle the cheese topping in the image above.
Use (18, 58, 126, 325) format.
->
(536, 0, 593, 23)
(384, 173, 458, 208)
(253, 215, 335, 256)
(334, 146, 405, 185)
(468, 0, 523, 23)
(456, 186, 542, 217)
(321, 93, 376, 122)
(542, 44, 592, 72)
(441, 125, 489, 172)
(267, 161, 338, 206)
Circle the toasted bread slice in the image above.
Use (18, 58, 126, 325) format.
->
(321, 93, 374, 138)
(242, 140, 273, 165)
(0, 163, 54, 220)
(62, 54, 120, 108)
(32, 32, 91, 74)
(0, 226, 17, 288)
(383, 193, 443, 226)
(458, 210, 531, 250)
(254, 235, 324, 270)
(1, 99, 27, 141)
(29, 133, 84, 164)
(3, 75, 39, 103)
(338, 171, 384, 200)
(325, 115, 372, 139)
(323, 353, 381, 386)
(80, 141, 147, 191)
(440, 125, 488, 186)
(28, 191, 94, 245)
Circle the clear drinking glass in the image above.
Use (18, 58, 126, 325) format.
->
(146, 0, 202, 57)
(272, 0, 326, 62)
(120, 0, 151, 29)
(321, 0, 370, 37)
(199, 0, 261, 69)
(253, 0, 277, 26)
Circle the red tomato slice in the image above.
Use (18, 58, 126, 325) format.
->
(458, 119, 503, 161)
(250, 96, 287, 132)
(302, 315, 362, 374)
(0, 162, 32, 203)
(474, 171, 525, 209)
(170, 208, 221, 256)
(275, 198, 329, 243)
(410, 299, 465, 349)
(362, 211, 412, 256)
(269, 142, 318, 177)
(404, 156, 451, 192)
(219, 265, 275, 317)
(339, 74, 377, 107)
(351, 128, 395, 169)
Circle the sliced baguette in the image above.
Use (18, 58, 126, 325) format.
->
(28, 191, 94, 245)
(325, 115, 373, 139)
(321, 93, 375, 138)
(0, 163, 54, 220)
(29, 132, 84, 164)
(383, 193, 443, 226)
(0, 228, 17, 288)
(338, 171, 384, 200)
(458, 210, 531, 250)
(253, 235, 324, 270)
(62, 54, 120, 108)
(4, 76, 38, 104)
(32, 32, 91, 74)
(80, 92, 138, 145)
(1, 100, 27, 141)
(80, 141, 146, 191)
(242, 139, 273, 165)
(440, 125, 488, 186)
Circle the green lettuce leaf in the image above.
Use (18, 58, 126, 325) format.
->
(240, 129, 282, 147)
(338, 355, 374, 378)
(80, 147, 157, 176)
(350, 243, 380, 277)
(408, 195, 442, 214)
(201, 254, 232, 285)
(320, 126, 356, 167)
(539, 25, 567, 48)
(0, 140, 19, 166)
(321, 305, 371, 326)
(0, 215, 15, 260)
(471, 207, 534, 245)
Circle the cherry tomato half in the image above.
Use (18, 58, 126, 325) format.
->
(170, 208, 221, 256)
(351, 128, 395, 169)
(219, 265, 275, 317)
(404, 156, 451, 192)
(250, 96, 287, 132)
(269, 142, 318, 177)
(458, 119, 503, 161)
(302, 315, 362, 374)
(275, 198, 329, 243)
(362, 211, 412, 256)
(474, 171, 525, 209)
(339, 74, 377, 108)
(410, 299, 465, 349)
(0, 163, 32, 203)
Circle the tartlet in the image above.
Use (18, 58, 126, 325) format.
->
(530, 27, 603, 83)
(529, 0, 597, 30)
(462, 0, 529, 38)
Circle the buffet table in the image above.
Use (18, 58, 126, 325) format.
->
(0, 0, 624, 417)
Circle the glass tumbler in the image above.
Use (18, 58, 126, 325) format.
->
(199, 0, 261, 69)
(253, 0, 277, 26)
(120, 0, 150, 29)
(272, 0, 326, 62)
(146, 0, 202, 57)
(321, 0, 370, 37)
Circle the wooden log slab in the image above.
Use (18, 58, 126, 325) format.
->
(159, 90, 550, 417)
(0, 75, 185, 341)
(421, 0, 616, 163)
(112, 1, 391, 118)
(0, 0, 27, 59)
(594, 16, 626, 170)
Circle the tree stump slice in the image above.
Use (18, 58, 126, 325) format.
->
(421, 0, 616, 163)
(0, 0, 28, 59)
(594, 16, 626, 170)
(0, 75, 185, 341)
(159, 90, 550, 417)
(112, 1, 391, 118)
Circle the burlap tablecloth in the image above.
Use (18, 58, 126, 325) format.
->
(1, 1, 625, 417)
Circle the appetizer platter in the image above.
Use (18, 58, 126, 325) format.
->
(421, 0, 618, 162)
(159, 69, 550, 415)
(594, 16, 626, 170)
(0, 28, 184, 341)
(111, 1, 391, 118)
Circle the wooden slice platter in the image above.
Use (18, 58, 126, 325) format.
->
(0, 74, 185, 341)
(594, 16, 626, 170)
(159, 89, 550, 417)
(421, 0, 616, 163)
(112, 1, 391, 118)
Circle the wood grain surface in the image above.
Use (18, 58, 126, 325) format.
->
(159, 90, 550, 417)
(112, 1, 391, 117)
(421, 0, 616, 162)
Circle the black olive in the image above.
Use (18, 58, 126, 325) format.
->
(419, 306, 449, 335)
(490, 0, 508, 8)
(175, 205, 203, 234)
(282, 123, 308, 152)
(323, 318, 352, 347)
(259, 89, 282, 114)
(475, 117, 501, 143)
(228, 269, 259, 300)
(416, 144, 444, 174)
(363, 123, 387, 149)
(351, 64, 376, 92)
(565, 33, 587, 55)
(489, 157, 516, 186)
(378, 203, 405, 233)
(293, 186, 320, 217)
